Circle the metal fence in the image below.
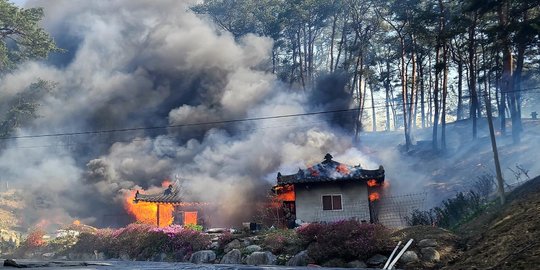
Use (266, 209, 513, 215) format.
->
(377, 192, 428, 228)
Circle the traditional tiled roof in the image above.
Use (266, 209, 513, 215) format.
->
(277, 153, 384, 185)
(134, 184, 183, 204)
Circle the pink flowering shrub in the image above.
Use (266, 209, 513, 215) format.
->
(298, 220, 391, 263)
(217, 231, 234, 248)
(69, 223, 211, 261)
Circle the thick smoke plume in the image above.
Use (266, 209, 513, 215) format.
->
(0, 0, 371, 228)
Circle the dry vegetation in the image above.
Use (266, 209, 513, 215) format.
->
(0, 190, 24, 230)
(442, 175, 540, 269)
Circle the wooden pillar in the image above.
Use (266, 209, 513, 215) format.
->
(156, 204, 160, 227)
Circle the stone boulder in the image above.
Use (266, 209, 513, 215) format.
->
(399, 251, 419, 263)
(220, 249, 242, 264)
(418, 239, 438, 248)
(42, 252, 55, 259)
(286, 250, 312, 266)
(244, 245, 262, 254)
(224, 239, 243, 253)
(190, 250, 216, 264)
(347, 260, 367, 268)
(421, 247, 440, 262)
(68, 252, 97, 261)
(366, 254, 388, 266)
(246, 251, 277, 265)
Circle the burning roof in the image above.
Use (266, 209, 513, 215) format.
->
(133, 184, 182, 204)
(277, 153, 385, 185)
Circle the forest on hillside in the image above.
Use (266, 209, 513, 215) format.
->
(194, 0, 540, 150)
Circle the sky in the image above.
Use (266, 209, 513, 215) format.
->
(10, 0, 26, 6)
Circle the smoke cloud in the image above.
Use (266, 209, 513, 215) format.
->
(0, 0, 371, 228)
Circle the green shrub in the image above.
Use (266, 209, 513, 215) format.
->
(407, 191, 486, 229)
(262, 229, 301, 255)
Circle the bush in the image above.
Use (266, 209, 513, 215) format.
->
(23, 229, 46, 249)
(297, 222, 324, 246)
(262, 229, 301, 255)
(69, 223, 211, 261)
(405, 209, 437, 226)
(406, 191, 486, 229)
(13, 228, 46, 257)
(297, 221, 391, 263)
(217, 231, 234, 248)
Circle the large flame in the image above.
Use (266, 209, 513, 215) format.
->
(369, 192, 380, 202)
(124, 190, 174, 227)
(275, 185, 295, 201)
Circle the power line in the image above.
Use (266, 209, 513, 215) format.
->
(2, 86, 539, 141)
(0, 108, 358, 140)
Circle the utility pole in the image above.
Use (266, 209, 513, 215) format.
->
(484, 91, 505, 205)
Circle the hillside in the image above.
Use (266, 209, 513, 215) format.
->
(360, 118, 540, 204)
(0, 190, 23, 230)
(441, 175, 540, 269)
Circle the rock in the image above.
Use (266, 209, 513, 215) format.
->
(220, 249, 242, 264)
(119, 252, 130, 261)
(4, 259, 23, 268)
(210, 241, 219, 250)
(190, 250, 217, 264)
(286, 250, 313, 266)
(42, 252, 56, 259)
(68, 252, 96, 261)
(322, 259, 347, 267)
(400, 251, 419, 263)
(421, 247, 441, 262)
(224, 239, 242, 253)
(152, 252, 168, 261)
(96, 252, 105, 260)
(366, 254, 388, 266)
(244, 244, 262, 254)
(418, 239, 438, 248)
(347, 260, 367, 268)
(245, 251, 277, 265)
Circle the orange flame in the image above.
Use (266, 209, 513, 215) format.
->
(124, 190, 174, 227)
(161, 180, 172, 187)
(184, 211, 198, 225)
(336, 164, 350, 175)
(276, 185, 295, 201)
(367, 179, 378, 187)
(369, 192, 380, 202)
(72, 220, 81, 226)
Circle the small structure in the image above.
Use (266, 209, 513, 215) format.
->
(134, 183, 205, 227)
(532, 111, 538, 119)
(274, 153, 385, 225)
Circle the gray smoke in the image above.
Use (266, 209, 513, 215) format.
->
(0, 0, 374, 228)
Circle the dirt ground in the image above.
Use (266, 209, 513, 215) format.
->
(442, 175, 540, 270)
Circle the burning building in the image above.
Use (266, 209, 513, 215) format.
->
(274, 153, 385, 225)
(131, 182, 207, 227)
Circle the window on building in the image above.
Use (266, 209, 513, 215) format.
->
(322, 195, 342, 210)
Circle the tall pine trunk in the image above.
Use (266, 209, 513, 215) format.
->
(468, 12, 479, 139)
